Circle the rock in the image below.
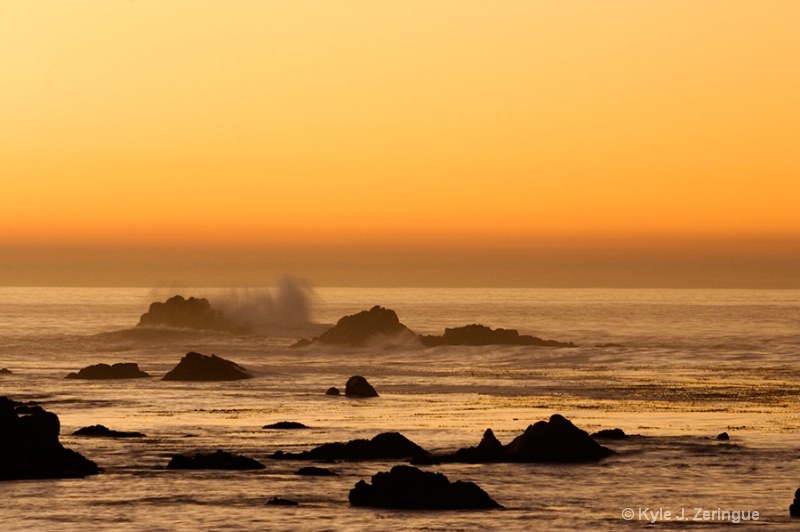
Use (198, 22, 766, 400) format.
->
(0, 396, 100, 480)
(272, 432, 428, 461)
(591, 428, 628, 440)
(349, 465, 502, 509)
(166, 449, 265, 470)
(66, 362, 150, 380)
(295, 466, 337, 476)
(0, 368, 12, 375)
(263, 421, 309, 430)
(791, 488, 800, 517)
(73, 425, 146, 438)
(420, 323, 576, 347)
(441, 415, 612, 463)
(292, 306, 416, 347)
(137, 295, 245, 333)
(504, 414, 613, 462)
(325, 387, 341, 396)
(267, 496, 299, 506)
(162, 352, 253, 381)
(716, 432, 730, 441)
(345, 375, 378, 397)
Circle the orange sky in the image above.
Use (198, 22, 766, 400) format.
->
(1, 1, 798, 287)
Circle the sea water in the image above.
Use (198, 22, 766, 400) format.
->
(1, 287, 799, 530)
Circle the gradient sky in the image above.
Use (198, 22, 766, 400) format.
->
(1, 1, 798, 287)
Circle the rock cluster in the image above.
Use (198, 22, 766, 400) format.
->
(66, 362, 150, 379)
(443, 415, 613, 463)
(73, 424, 146, 438)
(420, 324, 576, 347)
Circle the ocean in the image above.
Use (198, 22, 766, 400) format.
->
(1, 286, 799, 530)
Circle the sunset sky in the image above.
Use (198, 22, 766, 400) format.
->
(1, 1, 798, 287)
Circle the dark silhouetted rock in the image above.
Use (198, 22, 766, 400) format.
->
(272, 432, 428, 461)
(791, 488, 800, 517)
(349, 465, 502, 509)
(292, 306, 415, 347)
(66, 362, 149, 380)
(591, 428, 628, 440)
(504, 414, 612, 462)
(420, 323, 576, 347)
(162, 352, 252, 381)
(166, 449, 265, 470)
(267, 496, 299, 506)
(441, 415, 612, 463)
(717, 432, 730, 441)
(325, 387, 341, 396)
(73, 425, 146, 438)
(263, 421, 309, 430)
(0, 368, 11, 375)
(295, 466, 337, 476)
(0, 396, 100, 480)
(137, 295, 245, 333)
(345, 375, 378, 397)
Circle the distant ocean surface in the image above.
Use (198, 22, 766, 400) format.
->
(1, 287, 799, 530)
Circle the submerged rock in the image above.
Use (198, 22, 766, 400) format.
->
(345, 375, 379, 397)
(591, 428, 629, 440)
(66, 362, 150, 380)
(0, 368, 12, 375)
(166, 449, 265, 470)
(0, 396, 100, 480)
(267, 496, 299, 506)
(349, 465, 502, 509)
(73, 425, 146, 438)
(292, 306, 416, 347)
(420, 324, 576, 347)
(442, 415, 612, 463)
(137, 295, 245, 333)
(716, 432, 730, 441)
(162, 352, 253, 381)
(263, 421, 309, 430)
(272, 432, 428, 461)
(325, 387, 341, 396)
(295, 466, 337, 476)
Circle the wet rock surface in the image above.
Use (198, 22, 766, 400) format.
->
(166, 449, 265, 470)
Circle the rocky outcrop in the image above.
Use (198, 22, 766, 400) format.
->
(137, 295, 245, 333)
(345, 375, 379, 397)
(0, 396, 100, 480)
(420, 324, 576, 347)
(292, 306, 416, 347)
(349, 465, 502, 509)
(162, 352, 253, 381)
(0, 368, 11, 375)
(263, 421, 309, 430)
(441, 415, 612, 463)
(293, 306, 575, 349)
(73, 425, 146, 438)
(66, 362, 150, 380)
(166, 449, 265, 470)
(271, 432, 428, 461)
